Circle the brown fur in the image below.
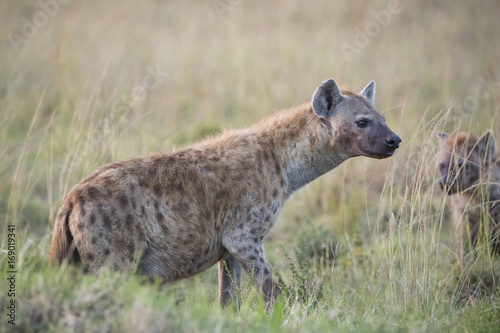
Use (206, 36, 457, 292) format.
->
(436, 130, 500, 259)
(50, 79, 400, 307)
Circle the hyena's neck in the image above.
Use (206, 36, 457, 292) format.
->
(254, 103, 349, 194)
(470, 162, 500, 207)
(486, 162, 500, 204)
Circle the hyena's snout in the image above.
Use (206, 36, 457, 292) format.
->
(385, 133, 401, 150)
(378, 126, 401, 157)
(358, 125, 401, 159)
(438, 170, 458, 195)
(436, 157, 458, 195)
(438, 177, 449, 192)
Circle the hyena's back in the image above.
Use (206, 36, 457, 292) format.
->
(50, 133, 283, 280)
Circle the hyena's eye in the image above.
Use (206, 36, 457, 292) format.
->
(356, 119, 369, 128)
(438, 163, 446, 172)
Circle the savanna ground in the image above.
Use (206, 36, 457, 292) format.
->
(1, 1, 500, 332)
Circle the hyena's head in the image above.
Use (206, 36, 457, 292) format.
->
(436, 130, 497, 195)
(311, 79, 401, 159)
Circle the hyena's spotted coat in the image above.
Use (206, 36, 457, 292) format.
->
(50, 79, 401, 306)
(436, 130, 500, 258)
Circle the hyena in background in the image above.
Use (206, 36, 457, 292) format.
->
(50, 78, 401, 307)
(436, 130, 500, 260)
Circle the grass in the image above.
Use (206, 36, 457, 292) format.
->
(1, 0, 500, 332)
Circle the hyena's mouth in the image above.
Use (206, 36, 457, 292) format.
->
(445, 186, 458, 195)
(438, 177, 458, 195)
(361, 147, 398, 159)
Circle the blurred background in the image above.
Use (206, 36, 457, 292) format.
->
(1, 1, 500, 331)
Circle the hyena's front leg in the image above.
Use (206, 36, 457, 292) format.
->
(224, 237, 281, 306)
(218, 255, 242, 308)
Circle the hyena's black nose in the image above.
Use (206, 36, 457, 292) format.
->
(385, 134, 401, 148)
(438, 178, 445, 190)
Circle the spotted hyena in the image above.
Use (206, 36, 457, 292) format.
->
(436, 130, 500, 259)
(50, 78, 401, 307)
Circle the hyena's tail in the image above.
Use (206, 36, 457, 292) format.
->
(49, 201, 80, 265)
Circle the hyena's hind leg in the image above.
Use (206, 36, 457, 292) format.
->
(218, 255, 242, 308)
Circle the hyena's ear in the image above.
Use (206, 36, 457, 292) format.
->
(312, 79, 344, 118)
(436, 132, 450, 144)
(359, 80, 375, 106)
(475, 130, 497, 165)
